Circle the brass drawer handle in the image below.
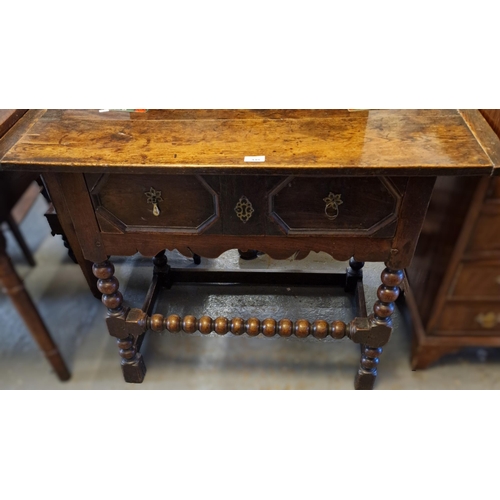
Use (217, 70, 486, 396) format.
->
(475, 312, 500, 329)
(323, 192, 343, 220)
(234, 195, 254, 223)
(145, 187, 163, 217)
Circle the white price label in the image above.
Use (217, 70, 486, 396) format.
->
(244, 156, 265, 163)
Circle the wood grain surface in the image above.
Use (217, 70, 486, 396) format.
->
(0, 109, 28, 137)
(1, 109, 498, 175)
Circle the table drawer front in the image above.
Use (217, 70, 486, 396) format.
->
(437, 302, 500, 333)
(451, 261, 500, 298)
(86, 174, 219, 234)
(220, 176, 285, 235)
(269, 176, 401, 236)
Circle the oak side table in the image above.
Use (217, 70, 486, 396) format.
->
(1, 109, 499, 389)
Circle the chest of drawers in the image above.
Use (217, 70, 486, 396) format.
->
(408, 110, 500, 368)
(1, 109, 499, 388)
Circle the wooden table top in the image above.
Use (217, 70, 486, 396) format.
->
(0, 110, 37, 219)
(0, 109, 28, 138)
(1, 109, 499, 176)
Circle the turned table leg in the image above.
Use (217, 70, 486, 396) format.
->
(0, 232, 70, 381)
(93, 260, 147, 383)
(354, 267, 404, 390)
(6, 214, 36, 267)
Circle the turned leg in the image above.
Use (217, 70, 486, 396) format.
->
(6, 214, 36, 267)
(93, 260, 146, 383)
(345, 257, 364, 293)
(354, 267, 404, 390)
(0, 232, 70, 381)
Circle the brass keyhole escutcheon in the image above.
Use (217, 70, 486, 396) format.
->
(145, 187, 163, 217)
(323, 192, 343, 220)
(234, 195, 254, 223)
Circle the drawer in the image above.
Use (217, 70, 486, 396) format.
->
(85, 174, 220, 234)
(467, 201, 500, 252)
(85, 173, 404, 239)
(437, 302, 500, 333)
(220, 176, 286, 236)
(269, 176, 402, 236)
(450, 261, 500, 298)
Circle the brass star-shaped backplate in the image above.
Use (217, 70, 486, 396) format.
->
(323, 192, 343, 208)
(323, 192, 343, 220)
(144, 187, 163, 205)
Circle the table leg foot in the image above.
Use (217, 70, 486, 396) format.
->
(355, 371, 377, 390)
(121, 351, 147, 383)
(354, 346, 382, 389)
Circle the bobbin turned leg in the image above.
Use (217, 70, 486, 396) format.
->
(345, 258, 364, 293)
(354, 267, 403, 390)
(93, 260, 146, 383)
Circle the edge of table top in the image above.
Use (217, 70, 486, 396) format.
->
(0, 109, 28, 139)
(1, 109, 499, 176)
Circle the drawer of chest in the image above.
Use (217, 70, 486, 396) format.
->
(486, 177, 500, 200)
(85, 174, 220, 234)
(466, 201, 500, 252)
(437, 302, 500, 334)
(268, 176, 402, 236)
(450, 261, 500, 298)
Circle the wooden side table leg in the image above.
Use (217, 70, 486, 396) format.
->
(354, 267, 404, 390)
(6, 214, 36, 267)
(0, 233, 70, 381)
(59, 231, 101, 299)
(93, 260, 146, 383)
(42, 176, 101, 300)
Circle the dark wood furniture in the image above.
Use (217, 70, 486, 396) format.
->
(0, 110, 70, 381)
(407, 109, 500, 369)
(1, 109, 499, 389)
(0, 111, 36, 267)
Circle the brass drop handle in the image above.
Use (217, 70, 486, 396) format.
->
(475, 312, 500, 329)
(145, 187, 163, 217)
(323, 192, 343, 220)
